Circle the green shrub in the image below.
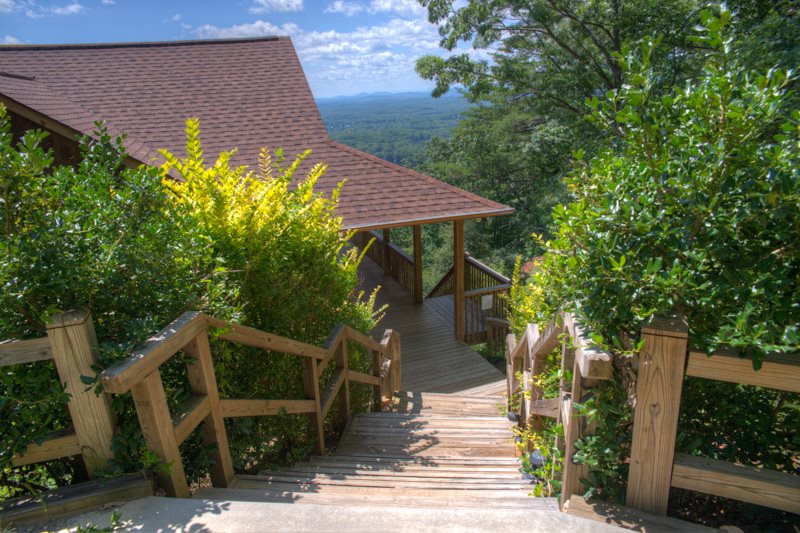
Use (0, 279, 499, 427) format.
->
(0, 110, 377, 497)
(511, 8, 799, 526)
(159, 119, 378, 472)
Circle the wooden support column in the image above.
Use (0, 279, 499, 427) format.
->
(183, 333, 234, 488)
(413, 225, 423, 304)
(453, 220, 465, 341)
(302, 359, 326, 455)
(382, 228, 391, 276)
(131, 371, 189, 498)
(46, 310, 115, 477)
(336, 339, 351, 430)
(626, 314, 689, 515)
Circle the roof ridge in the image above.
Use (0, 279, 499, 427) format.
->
(0, 36, 287, 52)
(324, 139, 511, 211)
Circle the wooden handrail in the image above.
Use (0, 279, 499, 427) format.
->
(464, 283, 512, 298)
(100, 311, 401, 498)
(427, 265, 455, 298)
(504, 310, 612, 511)
(465, 255, 510, 285)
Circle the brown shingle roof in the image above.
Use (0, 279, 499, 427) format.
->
(0, 37, 511, 230)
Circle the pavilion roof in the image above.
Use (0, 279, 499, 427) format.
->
(0, 37, 511, 230)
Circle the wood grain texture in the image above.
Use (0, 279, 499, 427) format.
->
(207, 316, 327, 360)
(413, 224, 423, 304)
(171, 395, 211, 445)
(101, 311, 206, 394)
(303, 358, 326, 455)
(46, 311, 115, 476)
(686, 350, 800, 393)
(184, 333, 234, 488)
(11, 430, 81, 467)
(626, 315, 688, 515)
(562, 312, 613, 380)
(0, 337, 53, 367)
(567, 495, 713, 532)
(453, 219, 465, 341)
(672, 453, 800, 514)
(130, 371, 189, 498)
(220, 399, 316, 418)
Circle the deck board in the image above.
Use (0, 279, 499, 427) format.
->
(358, 258, 505, 396)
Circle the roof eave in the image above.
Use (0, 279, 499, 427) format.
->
(342, 207, 514, 232)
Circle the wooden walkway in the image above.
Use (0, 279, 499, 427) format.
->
(358, 257, 506, 396)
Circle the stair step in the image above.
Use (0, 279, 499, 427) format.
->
(238, 473, 530, 490)
(309, 454, 519, 465)
(271, 469, 524, 483)
(280, 464, 521, 477)
(194, 487, 556, 510)
(334, 445, 517, 458)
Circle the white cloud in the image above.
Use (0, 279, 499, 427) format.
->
(324, 1, 363, 16)
(2, 35, 21, 44)
(249, 0, 302, 14)
(0, 0, 14, 13)
(368, 0, 425, 17)
(47, 2, 83, 15)
(194, 20, 300, 39)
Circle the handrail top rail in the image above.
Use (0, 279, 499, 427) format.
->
(101, 311, 387, 395)
(365, 229, 414, 264)
(464, 283, 512, 298)
(465, 254, 510, 284)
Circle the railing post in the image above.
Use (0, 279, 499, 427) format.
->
(130, 371, 189, 498)
(183, 332, 234, 488)
(302, 359, 326, 455)
(382, 229, 392, 277)
(392, 333, 401, 393)
(626, 313, 689, 514)
(336, 338, 351, 429)
(371, 347, 383, 410)
(453, 220, 465, 341)
(46, 310, 115, 477)
(413, 225, 423, 304)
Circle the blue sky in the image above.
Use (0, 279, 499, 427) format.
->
(0, 0, 482, 97)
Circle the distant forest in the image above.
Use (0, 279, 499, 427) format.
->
(316, 92, 469, 167)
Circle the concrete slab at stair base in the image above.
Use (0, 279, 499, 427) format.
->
(44, 496, 624, 532)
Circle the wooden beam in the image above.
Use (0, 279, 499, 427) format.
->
(183, 333, 234, 488)
(0, 337, 53, 367)
(320, 368, 346, 420)
(671, 453, 800, 515)
(220, 399, 316, 418)
(171, 395, 211, 445)
(47, 310, 115, 477)
(130, 371, 189, 498)
(12, 430, 81, 467)
(382, 228, 391, 276)
(453, 219, 465, 341)
(207, 316, 327, 360)
(346, 370, 382, 386)
(686, 350, 800, 393)
(302, 358, 325, 455)
(101, 311, 206, 394)
(626, 313, 689, 515)
(413, 225, 423, 304)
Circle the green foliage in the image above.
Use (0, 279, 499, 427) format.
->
(0, 106, 219, 497)
(0, 110, 377, 497)
(160, 119, 378, 472)
(510, 7, 800, 525)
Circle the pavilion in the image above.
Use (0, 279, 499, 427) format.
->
(0, 36, 513, 345)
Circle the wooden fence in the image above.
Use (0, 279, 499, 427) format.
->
(626, 314, 800, 515)
(0, 310, 115, 476)
(351, 230, 415, 297)
(505, 311, 612, 510)
(430, 255, 511, 344)
(508, 311, 800, 517)
(100, 311, 401, 498)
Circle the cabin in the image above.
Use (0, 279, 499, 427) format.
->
(0, 36, 513, 393)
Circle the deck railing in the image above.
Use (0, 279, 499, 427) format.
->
(1, 310, 115, 477)
(100, 312, 401, 498)
(508, 311, 800, 516)
(352, 230, 415, 296)
(429, 255, 511, 344)
(505, 311, 612, 510)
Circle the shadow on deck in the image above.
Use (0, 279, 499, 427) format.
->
(358, 257, 506, 396)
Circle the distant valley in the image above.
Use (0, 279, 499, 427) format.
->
(316, 91, 470, 167)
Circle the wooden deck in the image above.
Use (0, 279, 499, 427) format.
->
(358, 258, 506, 396)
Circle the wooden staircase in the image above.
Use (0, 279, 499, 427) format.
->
(193, 391, 556, 512)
